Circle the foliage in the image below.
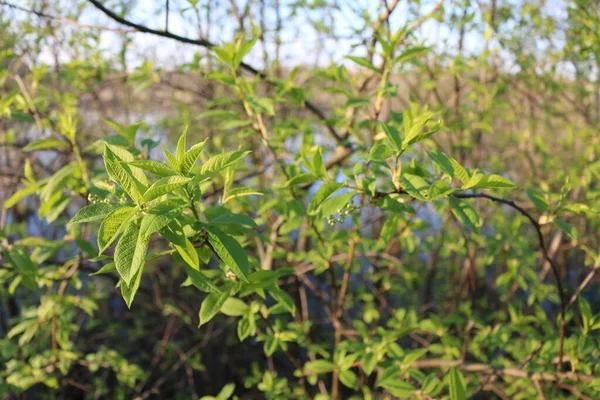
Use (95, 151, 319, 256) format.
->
(0, 0, 599, 399)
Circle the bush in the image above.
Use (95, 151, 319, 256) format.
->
(1, 1, 599, 399)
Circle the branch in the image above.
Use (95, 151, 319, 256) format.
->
(85, 0, 343, 143)
(0, 1, 135, 33)
(411, 359, 595, 383)
(453, 192, 566, 370)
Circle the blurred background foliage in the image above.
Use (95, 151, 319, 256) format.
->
(0, 0, 599, 399)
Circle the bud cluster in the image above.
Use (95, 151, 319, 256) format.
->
(326, 202, 356, 226)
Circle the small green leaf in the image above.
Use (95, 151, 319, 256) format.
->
(449, 197, 481, 232)
(526, 188, 549, 212)
(284, 173, 318, 187)
(121, 266, 143, 308)
(449, 367, 467, 400)
(308, 182, 344, 215)
(70, 203, 125, 224)
(400, 174, 430, 201)
(97, 206, 137, 253)
(23, 138, 69, 151)
(345, 56, 380, 73)
(220, 298, 249, 316)
(176, 126, 188, 162)
(180, 140, 207, 174)
(114, 221, 149, 285)
(318, 191, 356, 218)
(128, 160, 177, 177)
(199, 289, 231, 326)
(207, 227, 249, 283)
(381, 123, 403, 152)
(304, 360, 336, 374)
(368, 142, 395, 161)
(184, 264, 220, 293)
(339, 369, 358, 389)
(143, 176, 192, 202)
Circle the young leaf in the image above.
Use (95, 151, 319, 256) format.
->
(400, 174, 430, 201)
(70, 203, 125, 224)
(449, 367, 467, 400)
(344, 56, 380, 74)
(449, 197, 481, 232)
(220, 298, 249, 316)
(318, 191, 356, 218)
(114, 221, 150, 285)
(381, 123, 403, 152)
(184, 264, 220, 293)
(526, 188, 549, 212)
(128, 160, 177, 177)
(207, 227, 250, 283)
(143, 176, 192, 202)
(97, 206, 137, 253)
(199, 289, 231, 327)
(304, 360, 336, 374)
(121, 266, 143, 308)
(180, 140, 207, 174)
(197, 150, 250, 181)
(308, 182, 344, 215)
(176, 126, 188, 162)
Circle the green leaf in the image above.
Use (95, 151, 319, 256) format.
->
(97, 206, 137, 253)
(400, 174, 430, 201)
(184, 264, 220, 293)
(161, 223, 200, 270)
(318, 191, 356, 218)
(368, 142, 395, 161)
(308, 182, 344, 215)
(467, 174, 517, 190)
(223, 188, 263, 203)
(104, 144, 149, 185)
(162, 146, 179, 169)
(304, 360, 336, 374)
(345, 56, 380, 73)
(139, 201, 185, 237)
(339, 369, 358, 389)
(526, 188, 548, 212)
(105, 120, 142, 143)
(268, 286, 296, 314)
(90, 262, 116, 276)
(143, 176, 192, 202)
(211, 213, 257, 227)
(180, 140, 207, 174)
(284, 173, 318, 187)
(128, 160, 178, 177)
(449, 367, 467, 400)
(449, 197, 481, 232)
(428, 180, 455, 200)
(312, 147, 327, 178)
(199, 289, 231, 326)
(207, 227, 250, 283)
(427, 150, 469, 183)
(121, 266, 143, 308)
(104, 146, 145, 203)
(114, 221, 149, 285)
(22, 138, 69, 151)
(392, 46, 430, 66)
(6, 249, 38, 290)
(70, 203, 125, 224)
(176, 126, 188, 162)
(3, 185, 39, 209)
(195, 150, 250, 183)
(377, 365, 416, 397)
(220, 298, 249, 316)
(381, 123, 403, 152)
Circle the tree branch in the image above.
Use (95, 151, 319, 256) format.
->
(85, 0, 343, 143)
